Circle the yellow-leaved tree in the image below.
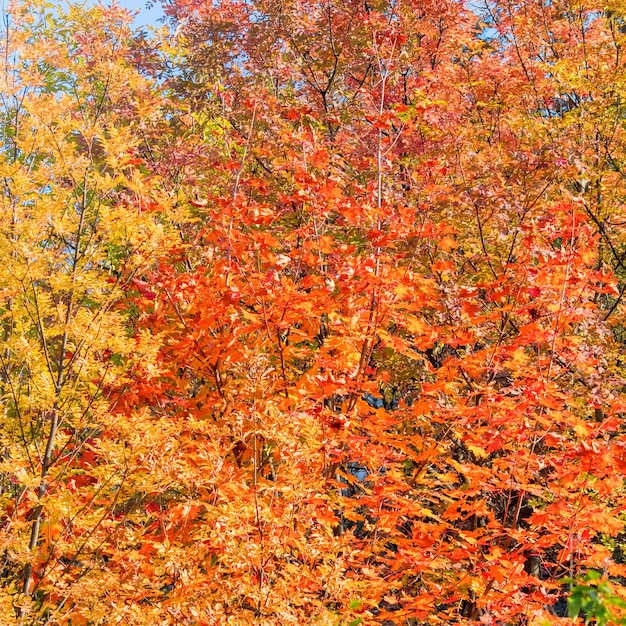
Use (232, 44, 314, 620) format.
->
(0, 2, 178, 623)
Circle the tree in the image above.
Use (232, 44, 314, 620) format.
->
(3, 0, 626, 624)
(146, 0, 626, 622)
(0, 2, 176, 623)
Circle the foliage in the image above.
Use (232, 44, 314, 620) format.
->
(2, 0, 626, 624)
(567, 571, 626, 626)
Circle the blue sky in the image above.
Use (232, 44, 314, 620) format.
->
(118, 0, 165, 28)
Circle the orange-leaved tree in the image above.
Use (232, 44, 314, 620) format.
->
(132, 0, 626, 623)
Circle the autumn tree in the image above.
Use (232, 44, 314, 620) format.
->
(0, 2, 179, 623)
(138, 0, 626, 623)
(3, 0, 626, 624)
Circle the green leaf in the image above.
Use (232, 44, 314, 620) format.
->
(605, 595, 626, 609)
(568, 589, 583, 618)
